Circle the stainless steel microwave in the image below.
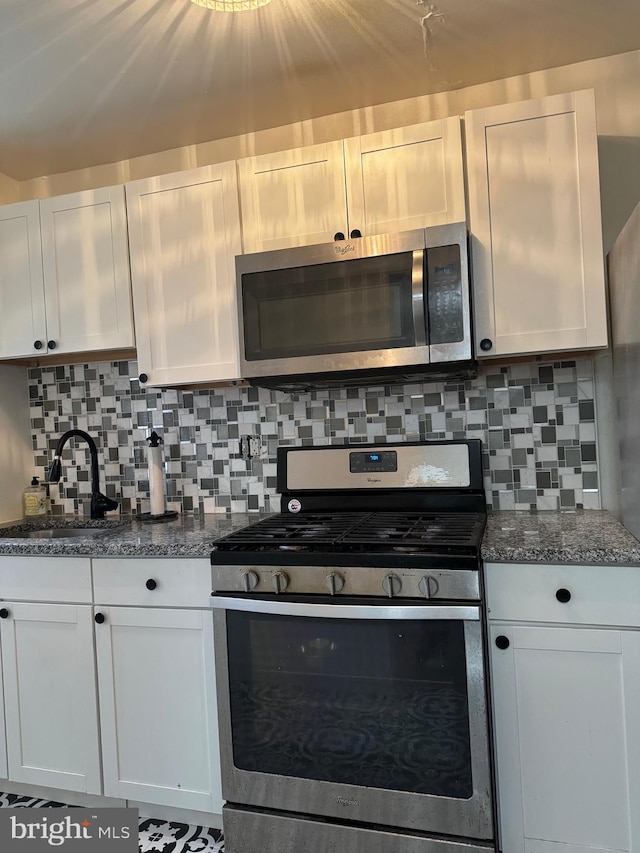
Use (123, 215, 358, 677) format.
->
(236, 223, 476, 391)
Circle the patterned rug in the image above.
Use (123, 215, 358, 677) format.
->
(0, 792, 225, 852)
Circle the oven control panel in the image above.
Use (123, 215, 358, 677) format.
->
(212, 565, 480, 601)
(349, 450, 398, 474)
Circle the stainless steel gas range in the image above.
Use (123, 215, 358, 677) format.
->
(210, 439, 495, 853)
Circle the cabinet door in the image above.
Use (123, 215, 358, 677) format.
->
(466, 90, 607, 358)
(489, 624, 640, 853)
(126, 164, 242, 386)
(0, 200, 47, 358)
(95, 606, 222, 813)
(39, 186, 134, 354)
(344, 117, 465, 235)
(238, 141, 348, 251)
(0, 602, 101, 794)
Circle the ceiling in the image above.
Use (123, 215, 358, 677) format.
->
(2, 0, 640, 181)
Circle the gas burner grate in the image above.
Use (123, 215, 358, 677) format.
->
(343, 512, 486, 550)
(213, 513, 370, 551)
(213, 511, 485, 555)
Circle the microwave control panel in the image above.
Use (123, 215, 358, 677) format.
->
(426, 244, 464, 344)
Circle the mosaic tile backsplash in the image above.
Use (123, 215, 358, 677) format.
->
(27, 356, 600, 516)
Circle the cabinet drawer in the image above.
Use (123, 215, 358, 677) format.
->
(92, 558, 212, 607)
(0, 556, 92, 603)
(485, 562, 640, 627)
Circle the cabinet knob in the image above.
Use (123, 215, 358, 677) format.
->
(47, 340, 56, 350)
(145, 578, 157, 591)
(34, 340, 44, 350)
(555, 588, 571, 603)
(333, 232, 345, 241)
(480, 338, 493, 352)
(94, 613, 105, 624)
(139, 373, 148, 383)
(349, 229, 362, 238)
(0, 608, 9, 619)
(495, 635, 510, 650)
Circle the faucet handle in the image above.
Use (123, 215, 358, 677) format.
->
(91, 492, 119, 519)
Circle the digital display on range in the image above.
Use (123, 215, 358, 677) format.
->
(349, 450, 398, 473)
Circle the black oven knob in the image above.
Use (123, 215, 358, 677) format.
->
(419, 575, 438, 599)
(242, 570, 259, 592)
(382, 574, 402, 598)
(326, 572, 345, 595)
(272, 571, 289, 594)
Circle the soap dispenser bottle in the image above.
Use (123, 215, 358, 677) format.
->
(23, 476, 49, 517)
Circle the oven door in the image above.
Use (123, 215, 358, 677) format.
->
(212, 596, 493, 841)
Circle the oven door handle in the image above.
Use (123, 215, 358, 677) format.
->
(210, 596, 479, 621)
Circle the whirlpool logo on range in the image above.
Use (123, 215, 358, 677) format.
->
(0, 808, 138, 851)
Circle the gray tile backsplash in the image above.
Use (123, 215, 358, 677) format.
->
(28, 356, 600, 516)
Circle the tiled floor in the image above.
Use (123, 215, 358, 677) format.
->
(0, 792, 225, 852)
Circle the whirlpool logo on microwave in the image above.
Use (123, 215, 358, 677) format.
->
(0, 808, 138, 851)
(334, 243, 356, 255)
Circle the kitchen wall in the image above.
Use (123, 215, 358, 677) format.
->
(0, 364, 34, 522)
(0, 170, 19, 204)
(13, 49, 639, 518)
(28, 356, 599, 516)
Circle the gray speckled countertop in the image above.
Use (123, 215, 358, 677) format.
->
(483, 510, 640, 564)
(0, 514, 269, 558)
(1, 509, 639, 564)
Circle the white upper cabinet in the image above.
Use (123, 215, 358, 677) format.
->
(238, 141, 348, 252)
(239, 118, 465, 253)
(343, 118, 465, 236)
(0, 201, 46, 359)
(0, 188, 134, 359)
(39, 186, 134, 355)
(466, 90, 608, 359)
(126, 163, 243, 387)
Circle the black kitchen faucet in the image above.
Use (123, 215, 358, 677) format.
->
(48, 429, 119, 519)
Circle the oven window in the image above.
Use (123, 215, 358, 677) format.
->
(241, 252, 417, 361)
(226, 612, 473, 798)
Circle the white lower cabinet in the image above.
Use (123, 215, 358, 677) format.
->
(487, 563, 640, 853)
(95, 606, 221, 812)
(0, 555, 223, 817)
(0, 601, 101, 794)
(0, 557, 99, 795)
(93, 573, 223, 812)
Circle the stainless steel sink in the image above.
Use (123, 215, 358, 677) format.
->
(0, 521, 125, 539)
(14, 527, 112, 539)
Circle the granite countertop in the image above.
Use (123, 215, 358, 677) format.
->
(0, 509, 639, 564)
(0, 513, 269, 558)
(483, 510, 640, 564)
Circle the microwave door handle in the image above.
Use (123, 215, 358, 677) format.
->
(210, 596, 479, 622)
(411, 250, 427, 348)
